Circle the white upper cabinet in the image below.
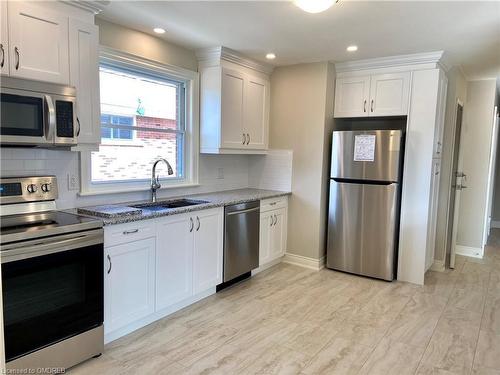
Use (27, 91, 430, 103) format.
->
(1, 1, 9, 76)
(369, 73, 411, 116)
(8, 2, 69, 84)
(156, 214, 194, 311)
(198, 46, 272, 154)
(334, 76, 371, 117)
(104, 237, 156, 334)
(193, 208, 223, 294)
(221, 68, 245, 149)
(334, 72, 410, 118)
(69, 19, 100, 145)
(245, 75, 269, 150)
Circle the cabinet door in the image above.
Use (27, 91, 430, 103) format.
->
(244, 75, 269, 150)
(104, 238, 156, 334)
(69, 19, 100, 145)
(221, 68, 245, 149)
(425, 160, 441, 271)
(369, 72, 410, 116)
(0, 1, 9, 76)
(334, 76, 371, 118)
(269, 208, 287, 260)
(259, 213, 272, 266)
(8, 2, 69, 84)
(193, 208, 223, 294)
(156, 214, 193, 311)
(433, 73, 448, 158)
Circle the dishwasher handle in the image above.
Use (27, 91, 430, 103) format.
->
(226, 206, 260, 216)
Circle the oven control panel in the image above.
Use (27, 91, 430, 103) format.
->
(0, 176, 58, 204)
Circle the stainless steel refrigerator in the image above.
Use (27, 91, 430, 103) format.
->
(326, 129, 403, 281)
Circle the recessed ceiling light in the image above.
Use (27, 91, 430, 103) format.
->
(153, 27, 166, 34)
(266, 53, 276, 60)
(347, 45, 358, 52)
(294, 0, 338, 14)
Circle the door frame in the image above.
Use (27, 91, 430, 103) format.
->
(483, 105, 500, 245)
(447, 98, 465, 269)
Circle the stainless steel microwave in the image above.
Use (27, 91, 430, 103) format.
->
(1, 77, 78, 147)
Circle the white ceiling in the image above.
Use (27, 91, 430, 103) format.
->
(98, 1, 500, 79)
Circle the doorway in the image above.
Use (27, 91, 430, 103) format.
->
(446, 101, 465, 269)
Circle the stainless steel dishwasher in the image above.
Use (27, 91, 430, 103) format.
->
(222, 201, 260, 284)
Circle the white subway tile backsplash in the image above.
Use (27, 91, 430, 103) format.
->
(0, 147, 292, 209)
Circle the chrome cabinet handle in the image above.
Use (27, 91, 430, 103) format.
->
(189, 217, 194, 232)
(107, 254, 112, 274)
(363, 100, 366, 113)
(370, 99, 374, 112)
(246, 133, 250, 145)
(123, 229, 139, 235)
(196, 216, 200, 231)
(14, 46, 20, 70)
(0, 44, 4, 68)
(274, 214, 277, 225)
(76, 117, 81, 137)
(242, 133, 246, 145)
(270, 216, 273, 227)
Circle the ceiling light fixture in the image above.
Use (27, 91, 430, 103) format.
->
(153, 27, 166, 34)
(266, 53, 276, 60)
(294, 0, 338, 14)
(347, 45, 358, 52)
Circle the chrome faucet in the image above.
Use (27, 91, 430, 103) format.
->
(151, 158, 174, 202)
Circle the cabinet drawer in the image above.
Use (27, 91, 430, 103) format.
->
(104, 220, 156, 247)
(260, 196, 288, 213)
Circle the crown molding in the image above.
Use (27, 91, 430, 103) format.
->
(334, 51, 449, 73)
(196, 46, 274, 75)
(60, 0, 108, 14)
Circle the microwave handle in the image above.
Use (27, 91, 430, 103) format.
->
(44, 95, 56, 141)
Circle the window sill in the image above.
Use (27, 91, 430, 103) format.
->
(78, 182, 201, 197)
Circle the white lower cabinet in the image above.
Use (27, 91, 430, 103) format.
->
(104, 237, 156, 335)
(156, 213, 194, 311)
(259, 197, 288, 267)
(193, 209, 224, 294)
(104, 207, 224, 342)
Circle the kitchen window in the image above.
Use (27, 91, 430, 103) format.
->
(80, 49, 199, 195)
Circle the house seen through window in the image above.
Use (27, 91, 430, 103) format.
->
(91, 65, 185, 184)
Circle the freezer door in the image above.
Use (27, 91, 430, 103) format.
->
(331, 130, 402, 182)
(326, 180, 398, 280)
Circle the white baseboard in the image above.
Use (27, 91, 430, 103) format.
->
(491, 220, 500, 228)
(283, 253, 325, 271)
(429, 260, 445, 272)
(455, 245, 483, 259)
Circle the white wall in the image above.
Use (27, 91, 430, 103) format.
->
(268, 62, 335, 260)
(457, 79, 497, 250)
(434, 67, 467, 263)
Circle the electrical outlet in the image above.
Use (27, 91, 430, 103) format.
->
(217, 167, 224, 179)
(67, 173, 79, 191)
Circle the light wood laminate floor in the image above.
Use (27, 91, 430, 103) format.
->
(70, 230, 500, 375)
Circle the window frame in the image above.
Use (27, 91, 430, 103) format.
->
(79, 48, 199, 196)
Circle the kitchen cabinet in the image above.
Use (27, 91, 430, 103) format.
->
(104, 237, 156, 334)
(334, 72, 410, 118)
(156, 214, 194, 310)
(425, 159, 441, 271)
(193, 209, 224, 294)
(69, 19, 100, 146)
(259, 197, 288, 267)
(433, 72, 448, 158)
(198, 46, 272, 154)
(8, 2, 69, 84)
(0, 1, 9, 76)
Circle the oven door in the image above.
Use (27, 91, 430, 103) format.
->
(1, 229, 104, 363)
(0, 88, 54, 146)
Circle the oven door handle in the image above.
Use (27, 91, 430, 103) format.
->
(1, 229, 103, 264)
(44, 94, 56, 143)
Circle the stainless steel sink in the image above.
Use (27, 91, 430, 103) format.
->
(132, 199, 209, 211)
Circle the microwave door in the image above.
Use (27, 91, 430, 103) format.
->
(0, 90, 52, 146)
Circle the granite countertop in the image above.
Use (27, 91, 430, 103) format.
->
(75, 188, 291, 226)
